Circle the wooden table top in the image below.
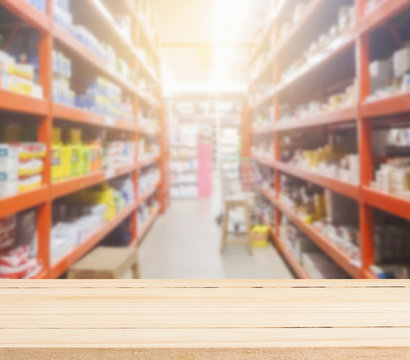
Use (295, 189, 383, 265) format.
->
(0, 280, 409, 359)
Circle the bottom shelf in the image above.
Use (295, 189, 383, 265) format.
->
(132, 208, 160, 247)
(277, 237, 311, 279)
(265, 224, 310, 279)
(49, 201, 138, 279)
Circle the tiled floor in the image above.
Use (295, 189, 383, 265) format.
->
(138, 197, 294, 279)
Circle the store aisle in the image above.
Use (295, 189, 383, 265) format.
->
(138, 198, 294, 279)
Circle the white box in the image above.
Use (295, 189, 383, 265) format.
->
(393, 45, 410, 78)
(370, 58, 393, 92)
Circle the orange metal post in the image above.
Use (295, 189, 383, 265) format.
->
(357, 31, 375, 275)
(273, 47, 282, 252)
(36, 0, 54, 276)
(240, 99, 252, 158)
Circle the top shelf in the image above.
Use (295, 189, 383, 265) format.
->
(1, 0, 161, 90)
(358, 0, 410, 34)
(250, 0, 410, 76)
(1, 0, 51, 33)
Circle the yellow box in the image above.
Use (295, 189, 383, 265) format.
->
(251, 226, 270, 248)
(52, 145, 63, 181)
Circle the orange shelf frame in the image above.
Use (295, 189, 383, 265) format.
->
(358, 0, 410, 34)
(248, 0, 410, 279)
(360, 92, 410, 119)
(273, 162, 360, 200)
(0, 0, 165, 279)
(275, 199, 363, 279)
(0, 90, 48, 116)
(52, 25, 137, 95)
(259, 184, 363, 278)
(52, 103, 138, 132)
(49, 201, 138, 279)
(51, 164, 137, 200)
(0, 186, 48, 218)
(138, 181, 160, 205)
(257, 202, 310, 279)
(1, 0, 51, 33)
(363, 187, 410, 221)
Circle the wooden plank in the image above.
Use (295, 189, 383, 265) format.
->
(0, 281, 409, 359)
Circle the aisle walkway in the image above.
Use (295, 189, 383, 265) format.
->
(138, 199, 294, 279)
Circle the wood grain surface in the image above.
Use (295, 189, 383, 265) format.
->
(0, 280, 409, 359)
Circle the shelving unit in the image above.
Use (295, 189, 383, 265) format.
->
(247, 0, 410, 279)
(0, 0, 167, 278)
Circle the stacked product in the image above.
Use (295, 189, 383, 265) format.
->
(0, 209, 41, 279)
(278, 82, 357, 124)
(252, 106, 275, 132)
(51, 176, 135, 263)
(367, 43, 410, 101)
(52, 50, 75, 107)
(287, 144, 360, 184)
(371, 213, 410, 279)
(76, 77, 133, 122)
(0, 49, 43, 99)
(139, 166, 160, 195)
(0, 142, 46, 198)
(280, 175, 361, 265)
(53, 0, 135, 84)
(103, 141, 135, 170)
(372, 159, 410, 198)
(258, 195, 276, 229)
(280, 217, 348, 279)
(252, 138, 275, 161)
(51, 127, 102, 182)
(280, 5, 356, 84)
(371, 127, 410, 198)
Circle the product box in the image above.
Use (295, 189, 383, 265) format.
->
(251, 226, 270, 248)
(370, 58, 393, 93)
(0, 144, 19, 172)
(0, 172, 18, 198)
(52, 146, 63, 181)
(393, 45, 410, 78)
(16, 209, 37, 257)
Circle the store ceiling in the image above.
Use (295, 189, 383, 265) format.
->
(149, 0, 270, 94)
